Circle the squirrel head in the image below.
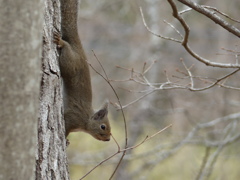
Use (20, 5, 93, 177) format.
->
(87, 102, 111, 141)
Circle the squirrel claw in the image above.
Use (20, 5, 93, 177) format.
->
(53, 31, 64, 48)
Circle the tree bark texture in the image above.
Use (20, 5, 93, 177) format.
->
(35, 0, 69, 179)
(0, 0, 44, 180)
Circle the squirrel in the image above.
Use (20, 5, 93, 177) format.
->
(53, 0, 111, 141)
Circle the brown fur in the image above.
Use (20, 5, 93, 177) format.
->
(53, 0, 111, 141)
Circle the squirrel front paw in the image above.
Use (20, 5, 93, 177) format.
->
(53, 31, 64, 48)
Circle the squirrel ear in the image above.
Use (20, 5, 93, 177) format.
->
(93, 101, 108, 120)
(101, 101, 109, 110)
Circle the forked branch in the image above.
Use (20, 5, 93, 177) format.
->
(83, 51, 172, 180)
(167, 0, 240, 68)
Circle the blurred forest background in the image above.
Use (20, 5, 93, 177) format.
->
(66, 0, 240, 179)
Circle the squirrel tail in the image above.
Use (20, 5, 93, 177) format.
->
(60, 0, 79, 45)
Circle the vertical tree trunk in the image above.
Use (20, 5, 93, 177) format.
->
(35, 0, 69, 179)
(0, 0, 44, 179)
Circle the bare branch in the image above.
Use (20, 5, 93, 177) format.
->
(121, 124, 172, 151)
(79, 124, 172, 180)
(202, 5, 240, 23)
(88, 51, 129, 179)
(177, 0, 240, 37)
(163, 20, 183, 39)
(187, 68, 240, 91)
(115, 89, 156, 110)
(198, 145, 224, 180)
(111, 134, 120, 152)
(142, 60, 157, 75)
(179, 8, 192, 14)
(79, 152, 119, 180)
(179, 5, 240, 24)
(195, 147, 211, 180)
(180, 58, 194, 89)
(167, 0, 240, 68)
(139, 7, 182, 43)
(114, 59, 240, 108)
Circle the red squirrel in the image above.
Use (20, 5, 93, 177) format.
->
(54, 0, 111, 141)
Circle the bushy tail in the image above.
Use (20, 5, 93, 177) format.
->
(60, 0, 79, 45)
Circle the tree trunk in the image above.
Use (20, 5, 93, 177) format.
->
(35, 0, 69, 179)
(0, 0, 44, 179)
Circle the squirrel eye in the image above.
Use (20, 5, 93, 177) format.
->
(100, 124, 106, 130)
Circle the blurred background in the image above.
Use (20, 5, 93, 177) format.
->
(66, 0, 240, 179)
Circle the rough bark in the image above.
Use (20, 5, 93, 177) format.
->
(35, 0, 69, 179)
(0, 0, 44, 179)
(36, 0, 69, 180)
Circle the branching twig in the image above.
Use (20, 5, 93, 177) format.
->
(179, 5, 240, 24)
(195, 147, 211, 180)
(163, 20, 183, 39)
(83, 51, 172, 180)
(91, 51, 128, 145)
(130, 112, 240, 177)
(78, 2, 240, 179)
(90, 51, 128, 179)
(114, 90, 156, 110)
(113, 59, 240, 108)
(167, 0, 240, 68)
(187, 68, 240, 91)
(180, 58, 194, 89)
(202, 5, 240, 23)
(177, 0, 240, 37)
(139, 6, 182, 43)
(121, 124, 172, 151)
(79, 125, 172, 180)
(79, 151, 119, 180)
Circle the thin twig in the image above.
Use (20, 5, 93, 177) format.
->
(179, 8, 192, 14)
(121, 124, 172, 151)
(79, 152, 119, 180)
(202, 5, 240, 23)
(79, 124, 172, 180)
(142, 62, 147, 74)
(188, 68, 240, 91)
(177, 0, 240, 38)
(92, 50, 109, 79)
(163, 20, 184, 39)
(180, 58, 194, 89)
(195, 147, 211, 180)
(115, 90, 156, 110)
(180, 5, 240, 24)
(89, 51, 128, 179)
(116, 65, 142, 75)
(111, 134, 120, 152)
(142, 60, 157, 74)
(139, 6, 181, 43)
(167, 0, 240, 68)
